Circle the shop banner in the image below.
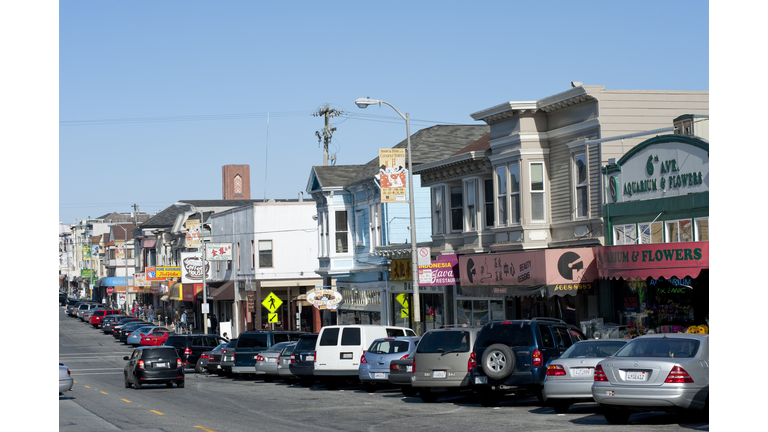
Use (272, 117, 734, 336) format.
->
(596, 241, 708, 280)
(82, 246, 91, 260)
(418, 254, 459, 286)
(170, 283, 182, 301)
(134, 273, 151, 287)
(378, 148, 407, 203)
(306, 288, 343, 310)
(459, 248, 597, 287)
(391, 259, 413, 281)
(185, 221, 201, 248)
(90, 245, 101, 259)
(156, 266, 181, 278)
(206, 243, 233, 261)
(81, 269, 93, 279)
(181, 252, 210, 283)
(116, 246, 125, 260)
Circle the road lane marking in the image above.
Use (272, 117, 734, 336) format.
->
(100, 391, 108, 395)
(122, 399, 131, 403)
(84, 385, 90, 388)
(151, 410, 164, 416)
(194, 427, 216, 432)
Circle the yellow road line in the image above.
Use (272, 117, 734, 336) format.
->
(100, 391, 108, 395)
(194, 426, 216, 432)
(121, 399, 131, 403)
(84, 385, 90, 388)
(150, 410, 164, 416)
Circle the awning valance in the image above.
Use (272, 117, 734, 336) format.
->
(142, 239, 156, 249)
(596, 242, 708, 280)
(209, 281, 236, 300)
(97, 277, 126, 287)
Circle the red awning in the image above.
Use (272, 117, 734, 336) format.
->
(596, 242, 708, 280)
(210, 281, 236, 301)
(142, 238, 156, 248)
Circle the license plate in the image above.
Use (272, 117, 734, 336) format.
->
(406, 366, 412, 372)
(475, 376, 487, 384)
(341, 353, 353, 359)
(217, 365, 221, 369)
(155, 362, 169, 368)
(306, 355, 315, 361)
(374, 373, 386, 379)
(626, 371, 647, 381)
(433, 370, 447, 379)
(268, 358, 276, 362)
(572, 368, 592, 376)
(605, 390, 615, 396)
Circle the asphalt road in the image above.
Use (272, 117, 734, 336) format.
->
(59, 308, 709, 432)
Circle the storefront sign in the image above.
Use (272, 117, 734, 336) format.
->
(181, 252, 210, 283)
(306, 288, 343, 310)
(81, 269, 93, 279)
(247, 291, 256, 313)
(90, 245, 101, 259)
(134, 273, 151, 287)
(596, 242, 709, 280)
(459, 249, 597, 288)
(185, 221, 201, 248)
(391, 259, 412, 281)
(418, 254, 459, 286)
(156, 267, 181, 278)
(378, 148, 407, 203)
(181, 283, 202, 302)
(206, 243, 233, 261)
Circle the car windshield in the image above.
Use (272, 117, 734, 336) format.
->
(237, 333, 268, 348)
(280, 344, 296, 355)
(294, 336, 318, 351)
(417, 331, 471, 353)
(213, 343, 228, 352)
(475, 322, 534, 349)
(615, 338, 701, 358)
(267, 342, 291, 352)
(560, 340, 627, 358)
(369, 340, 412, 354)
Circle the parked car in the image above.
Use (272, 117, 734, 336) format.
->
(254, 342, 296, 382)
(127, 326, 169, 346)
(231, 331, 307, 378)
(276, 343, 299, 383)
(359, 336, 420, 393)
(90, 309, 122, 328)
(198, 342, 231, 374)
(411, 326, 482, 403)
(163, 334, 227, 369)
(388, 351, 418, 397)
(140, 330, 172, 347)
(592, 334, 709, 424)
(59, 292, 67, 306)
(542, 339, 628, 413)
(67, 301, 93, 317)
(101, 315, 130, 334)
(82, 307, 104, 323)
(59, 364, 73, 394)
(123, 346, 185, 389)
(219, 339, 238, 377)
(470, 318, 586, 407)
(314, 325, 416, 389)
(111, 318, 144, 338)
(78, 303, 101, 321)
(288, 333, 319, 387)
(119, 322, 151, 343)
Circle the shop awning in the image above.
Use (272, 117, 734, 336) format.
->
(596, 242, 708, 280)
(209, 281, 236, 300)
(142, 238, 156, 249)
(97, 277, 126, 287)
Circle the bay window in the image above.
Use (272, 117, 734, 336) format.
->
(450, 186, 463, 232)
(573, 152, 588, 218)
(465, 179, 476, 231)
(432, 187, 444, 235)
(530, 162, 546, 222)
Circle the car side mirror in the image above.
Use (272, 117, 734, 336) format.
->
(123, 356, 130, 361)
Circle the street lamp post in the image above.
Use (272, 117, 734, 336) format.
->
(115, 224, 129, 314)
(189, 206, 209, 335)
(354, 98, 422, 336)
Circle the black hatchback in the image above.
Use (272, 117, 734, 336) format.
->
(123, 346, 184, 389)
(470, 318, 586, 407)
(163, 334, 227, 369)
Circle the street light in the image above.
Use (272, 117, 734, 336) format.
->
(355, 98, 422, 336)
(115, 224, 129, 314)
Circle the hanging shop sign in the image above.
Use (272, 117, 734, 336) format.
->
(206, 243, 233, 260)
(81, 269, 93, 279)
(82, 245, 91, 260)
(596, 241, 709, 280)
(134, 273, 151, 287)
(391, 259, 413, 281)
(180, 252, 210, 283)
(378, 148, 407, 203)
(418, 254, 459, 286)
(306, 288, 343, 310)
(90, 245, 101, 259)
(604, 136, 708, 204)
(185, 221, 201, 248)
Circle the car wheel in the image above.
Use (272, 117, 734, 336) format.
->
(401, 386, 418, 397)
(603, 408, 630, 424)
(166, 382, 173, 388)
(477, 390, 500, 407)
(362, 382, 376, 393)
(533, 386, 545, 404)
(300, 377, 313, 388)
(481, 344, 516, 380)
(195, 360, 205, 374)
(323, 377, 339, 390)
(177, 379, 185, 388)
(552, 399, 570, 414)
(124, 374, 131, 388)
(419, 389, 438, 403)
(133, 378, 142, 389)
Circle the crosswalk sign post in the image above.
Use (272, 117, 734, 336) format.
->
(262, 292, 283, 313)
(268, 312, 279, 323)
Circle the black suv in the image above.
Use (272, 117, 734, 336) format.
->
(288, 333, 319, 387)
(470, 318, 586, 407)
(123, 346, 184, 389)
(163, 334, 226, 369)
(232, 331, 307, 377)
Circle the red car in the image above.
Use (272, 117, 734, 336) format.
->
(140, 330, 172, 346)
(89, 309, 122, 327)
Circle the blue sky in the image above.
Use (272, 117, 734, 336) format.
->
(57, 1, 709, 224)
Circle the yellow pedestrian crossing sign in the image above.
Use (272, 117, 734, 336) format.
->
(268, 312, 279, 323)
(262, 292, 283, 313)
(396, 294, 410, 318)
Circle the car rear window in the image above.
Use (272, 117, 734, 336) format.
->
(237, 333, 268, 349)
(368, 340, 411, 354)
(560, 341, 627, 359)
(552, 326, 573, 349)
(476, 322, 535, 348)
(281, 344, 296, 355)
(295, 335, 318, 351)
(143, 348, 179, 360)
(417, 331, 471, 353)
(616, 338, 701, 358)
(319, 328, 339, 346)
(341, 328, 361, 346)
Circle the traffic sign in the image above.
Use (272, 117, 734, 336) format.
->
(106, 287, 114, 295)
(395, 293, 409, 308)
(262, 292, 283, 313)
(268, 312, 279, 323)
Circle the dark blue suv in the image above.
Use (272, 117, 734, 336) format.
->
(470, 318, 586, 407)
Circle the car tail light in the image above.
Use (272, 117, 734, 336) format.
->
(412, 356, 416, 371)
(532, 349, 543, 367)
(184, 347, 193, 356)
(399, 353, 409, 360)
(665, 366, 694, 383)
(468, 352, 477, 371)
(390, 364, 398, 371)
(177, 359, 182, 368)
(201, 354, 209, 360)
(277, 355, 281, 363)
(314, 352, 317, 363)
(137, 360, 145, 370)
(594, 364, 608, 381)
(547, 364, 566, 376)
(67, 368, 71, 376)
(360, 351, 367, 364)
(291, 354, 296, 364)
(256, 355, 265, 362)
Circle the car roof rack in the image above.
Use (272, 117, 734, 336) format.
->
(531, 317, 566, 324)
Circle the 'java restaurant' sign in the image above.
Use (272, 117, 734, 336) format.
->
(606, 136, 708, 204)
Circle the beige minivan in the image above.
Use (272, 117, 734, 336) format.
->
(411, 326, 482, 403)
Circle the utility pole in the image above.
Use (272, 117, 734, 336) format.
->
(313, 104, 343, 166)
(132, 203, 140, 225)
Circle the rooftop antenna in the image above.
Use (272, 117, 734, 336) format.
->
(264, 113, 269, 201)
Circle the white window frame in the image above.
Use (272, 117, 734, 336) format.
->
(483, 178, 494, 229)
(573, 151, 589, 219)
(464, 179, 477, 232)
(495, 166, 507, 227)
(666, 219, 693, 243)
(355, 210, 365, 247)
(613, 224, 637, 245)
(694, 217, 708, 241)
(529, 161, 546, 223)
(432, 186, 444, 235)
(638, 221, 664, 244)
(509, 162, 521, 225)
(450, 186, 464, 233)
(258, 239, 273, 268)
(334, 210, 350, 254)
(369, 203, 382, 251)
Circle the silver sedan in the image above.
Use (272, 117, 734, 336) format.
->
(542, 339, 628, 413)
(254, 342, 295, 382)
(592, 333, 709, 424)
(59, 364, 73, 394)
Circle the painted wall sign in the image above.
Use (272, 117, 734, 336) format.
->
(596, 241, 709, 280)
(458, 249, 597, 287)
(206, 243, 233, 261)
(606, 137, 708, 204)
(181, 252, 211, 283)
(306, 288, 343, 310)
(391, 259, 413, 281)
(418, 254, 459, 286)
